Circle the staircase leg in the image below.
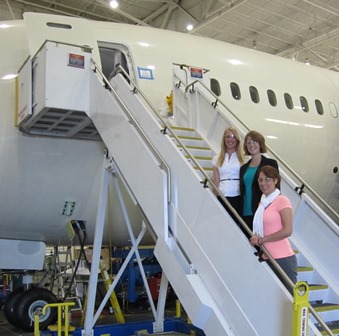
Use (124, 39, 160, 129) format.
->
(154, 273, 169, 333)
(111, 162, 158, 319)
(83, 154, 110, 336)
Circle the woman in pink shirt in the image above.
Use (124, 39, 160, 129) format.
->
(250, 165, 297, 284)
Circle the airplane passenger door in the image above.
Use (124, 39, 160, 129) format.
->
(97, 41, 135, 83)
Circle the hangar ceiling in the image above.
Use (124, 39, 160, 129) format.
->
(1, 0, 339, 72)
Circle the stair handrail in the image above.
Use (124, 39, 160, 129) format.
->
(91, 60, 172, 203)
(176, 72, 339, 224)
(108, 66, 277, 282)
(108, 64, 218, 205)
(97, 63, 334, 335)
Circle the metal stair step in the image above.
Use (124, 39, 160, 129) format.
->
(171, 126, 214, 180)
(185, 155, 213, 169)
(314, 304, 339, 313)
(172, 135, 207, 148)
(309, 285, 329, 290)
(177, 145, 213, 157)
(312, 304, 339, 323)
(298, 266, 314, 272)
(194, 166, 213, 172)
(308, 284, 329, 302)
(194, 167, 213, 180)
(184, 155, 213, 161)
(297, 266, 314, 282)
(170, 126, 197, 137)
(319, 321, 339, 336)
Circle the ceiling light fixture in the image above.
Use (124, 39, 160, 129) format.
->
(186, 24, 193, 31)
(305, 58, 310, 65)
(252, 40, 257, 50)
(110, 0, 118, 9)
(2, 74, 17, 80)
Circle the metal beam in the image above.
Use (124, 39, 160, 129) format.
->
(172, 0, 198, 23)
(160, 2, 176, 29)
(188, 0, 249, 34)
(277, 28, 339, 57)
(142, 3, 172, 23)
(109, 7, 151, 26)
(301, 0, 339, 17)
(5, 0, 16, 19)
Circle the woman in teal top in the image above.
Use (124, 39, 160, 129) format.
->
(239, 131, 278, 234)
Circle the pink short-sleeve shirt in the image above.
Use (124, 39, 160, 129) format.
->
(263, 195, 294, 259)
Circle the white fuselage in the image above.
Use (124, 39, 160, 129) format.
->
(0, 13, 338, 254)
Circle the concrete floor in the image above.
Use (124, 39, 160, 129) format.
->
(0, 309, 34, 336)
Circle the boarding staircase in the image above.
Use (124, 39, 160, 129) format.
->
(17, 41, 339, 336)
(170, 69, 339, 335)
(170, 125, 339, 335)
(293, 247, 339, 335)
(90, 67, 339, 335)
(168, 127, 214, 179)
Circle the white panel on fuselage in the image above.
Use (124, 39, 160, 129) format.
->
(0, 17, 148, 249)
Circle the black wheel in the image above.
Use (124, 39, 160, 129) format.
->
(14, 287, 58, 332)
(3, 287, 24, 327)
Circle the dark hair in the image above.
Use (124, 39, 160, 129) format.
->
(259, 165, 281, 189)
(243, 130, 267, 155)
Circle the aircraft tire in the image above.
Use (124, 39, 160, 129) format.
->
(3, 287, 25, 327)
(14, 287, 58, 332)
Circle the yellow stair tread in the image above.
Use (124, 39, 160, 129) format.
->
(185, 155, 212, 160)
(321, 326, 339, 335)
(172, 135, 203, 140)
(170, 126, 195, 131)
(297, 266, 313, 272)
(314, 304, 339, 312)
(309, 284, 329, 290)
(194, 166, 213, 171)
(177, 144, 210, 150)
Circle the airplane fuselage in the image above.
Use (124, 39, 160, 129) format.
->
(0, 13, 338, 262)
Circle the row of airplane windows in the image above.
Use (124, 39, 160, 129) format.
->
(228, 82, 325, 115)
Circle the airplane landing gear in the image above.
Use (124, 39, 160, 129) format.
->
(4, 287, 58, 331)
(3, 287, 24, 328)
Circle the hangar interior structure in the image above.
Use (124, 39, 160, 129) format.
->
(1, 0, 339, 72)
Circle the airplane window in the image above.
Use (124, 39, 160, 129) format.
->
(230, 82, 241, 100)
(47, 22, 72, 29)
(267, 89, 277, 106)
(284, 93, 293, 110)
(249, 86, 259, 103)
(211, 78, 221, 97)
(315, 99, 324, 115)
(329, 102, 338, 118)
(300, 96, 309, 112)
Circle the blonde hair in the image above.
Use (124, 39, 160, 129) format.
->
(217, 127, 245, 166)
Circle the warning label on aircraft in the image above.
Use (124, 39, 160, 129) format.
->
(68, 53, 85, 68)
(138, 67, 154, 80)
(190, 67, 203, 79)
